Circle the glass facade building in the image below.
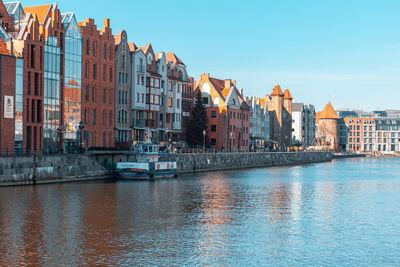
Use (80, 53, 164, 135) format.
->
(15, 58, 24, 154)
(62, 13, 82, 153)
(43, 36, 62, 153)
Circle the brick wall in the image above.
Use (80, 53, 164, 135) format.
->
(0, 54, 16, 152)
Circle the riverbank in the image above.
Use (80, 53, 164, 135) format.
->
(0, 155, 111, 187)
(332, 153, 366, 159)
(0, 152, 332, 187)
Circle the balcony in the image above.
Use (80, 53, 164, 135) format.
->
(137, 65, 145, 73)
(173, 122, 181, 130)
(135, 119, 145, 128)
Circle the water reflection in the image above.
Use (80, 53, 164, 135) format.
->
(1, 158, 400, 266)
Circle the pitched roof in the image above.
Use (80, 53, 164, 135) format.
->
(259, 98, 266, 109)
(221, 88, 230, 97)
(209, 77, 225, 92)
(114, 31, 123, 45)
(0, 37, 10, 55)
(138, 43, 152, 54)
(271, 85, 283, 96)
(319, 103, 339, 119)
(283, 89, 293, 100)
(23, 4, 52, 24)
(165, 53, 185, 66)
(128, 42, 138, 52)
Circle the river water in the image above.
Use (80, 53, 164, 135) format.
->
(1, 158, 400, 266)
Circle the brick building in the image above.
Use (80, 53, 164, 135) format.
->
(78, 18, 115, 149)
(4, 1, 45, 154)
(264, 85, 293, 149)
(315, 103, 339, 150)
(195, 73, 250, 151)
(343, 117, 375, 152)
(0, 37, 16, 153)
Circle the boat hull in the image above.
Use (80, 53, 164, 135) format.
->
(116, 170, 178, 180)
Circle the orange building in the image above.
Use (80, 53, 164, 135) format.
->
(194, 73, 250, 151)
(316, 103, 339, 150)
(343, 117, 375, 152)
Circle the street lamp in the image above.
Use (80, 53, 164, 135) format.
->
(57, 128, 63, 154)
(79, 121, 84, 154)
(203, 129, 206, 152)
(230, 132, 233, 152)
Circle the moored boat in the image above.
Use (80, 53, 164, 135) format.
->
(115, 141, 178, 180)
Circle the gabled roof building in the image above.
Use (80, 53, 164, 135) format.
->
(195, 73, 250, 151)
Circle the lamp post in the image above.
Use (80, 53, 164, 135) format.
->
(57, 128, 63, 154)
(79, 121, 84, 154)
(230, 132, 233, 152)
(203, 129, 206, 152)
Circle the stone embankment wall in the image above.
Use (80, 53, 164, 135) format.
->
(160, 152, 332, 173)
(0, 155, 110, 187)
(92, 151, 332, 173)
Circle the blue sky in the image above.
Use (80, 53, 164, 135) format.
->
(17, 0, 400, 111)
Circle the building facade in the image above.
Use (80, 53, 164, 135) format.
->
(315, 103, 339, 150)
(114, 30, 131, 147)
(264, 85, 293, 149)
(78, 18, 115, 149)
(292, 103, 315, 147)
(129, 42, 147, 143)
(0, 36, 16, 153)
(61, 12, 82, 153)
(195, 73, 250, 151)
(374, 118, 400, 153)
(4, 1, 45, 154)
(245, 96, 270, 150)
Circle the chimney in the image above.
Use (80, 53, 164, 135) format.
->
(224, 79, 232, 89)
(240, 88, 244, 97)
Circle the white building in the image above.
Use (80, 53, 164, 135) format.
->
(246, 96, 270, 150)
(292, 103, 315, 146)
(129, 43, 147, 142)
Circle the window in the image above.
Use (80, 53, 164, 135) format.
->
(211, 138, 216, 146)
(103, 89, 106, 103)
(93, 64, 97, 80)
(93, 110, 96, 125)
(177, 99, 180, 108)
(122, 55, 125, 69)
(202, 97, 208, 105)
(85, 62, 88, 77)
(109, 67, 113, 82)
(211, 125, 217, 132)
(92, 41, 96, 57)
(85, 86, 89, 101)
(168, 98, 173, 107)
(92, 87, 95, 102)
(86, 39, 89, 55)
(104, 44, 107, 59)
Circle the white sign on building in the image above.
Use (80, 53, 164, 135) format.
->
(4, 95, 14, 119)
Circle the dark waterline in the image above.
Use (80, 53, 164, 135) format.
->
(1, 158, 400, 266)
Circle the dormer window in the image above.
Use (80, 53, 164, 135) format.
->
(232, 99, 236, 105)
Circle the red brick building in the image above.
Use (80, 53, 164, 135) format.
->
(78, 18, 115, 148)
(195, 73, 251, 151)
(0, 37, 16, 153)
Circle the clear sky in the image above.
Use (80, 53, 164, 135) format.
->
(16, 0, 400, 111)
